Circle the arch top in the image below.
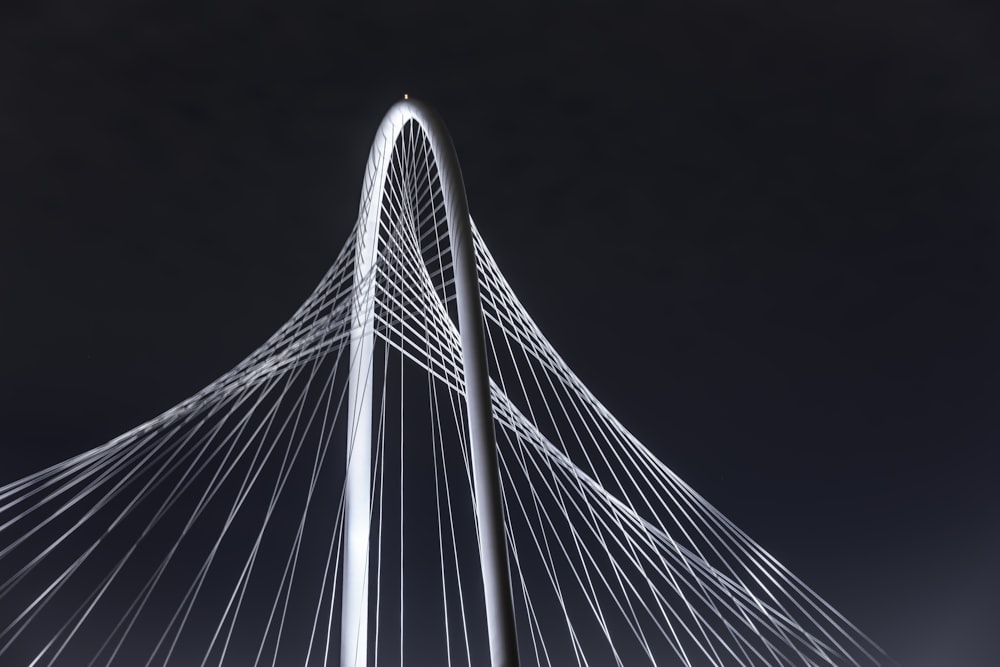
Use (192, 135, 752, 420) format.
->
(360, 97, 474, 256)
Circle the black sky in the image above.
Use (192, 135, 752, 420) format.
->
(2, 1, 998, 664)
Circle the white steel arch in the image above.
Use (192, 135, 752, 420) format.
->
(344, 99, 520, 667)
(0, 98, 891, 667)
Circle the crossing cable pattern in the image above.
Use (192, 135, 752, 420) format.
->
(0, 100, 889, 666)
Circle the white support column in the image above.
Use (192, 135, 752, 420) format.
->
(341, 120, 389, 667)
(414, 106, 522, 667)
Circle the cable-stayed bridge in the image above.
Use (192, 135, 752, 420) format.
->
(0, 100, 887, 667)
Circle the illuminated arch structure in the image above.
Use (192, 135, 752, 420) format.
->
(0, 100, 888, 666)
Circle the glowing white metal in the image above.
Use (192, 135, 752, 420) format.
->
(343, 99, 520, 667)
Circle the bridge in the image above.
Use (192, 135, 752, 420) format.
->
(0, 100, 887, 666)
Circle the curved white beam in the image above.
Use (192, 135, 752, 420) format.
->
(344, 99, 520, 667)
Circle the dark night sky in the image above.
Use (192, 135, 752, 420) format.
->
(1, 1, 998, 664)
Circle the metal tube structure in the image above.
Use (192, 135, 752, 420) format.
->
(343, 99, 520, 667)
(342, 108, 384, 667)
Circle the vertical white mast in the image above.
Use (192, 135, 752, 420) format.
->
(341, 110, 388, 667)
